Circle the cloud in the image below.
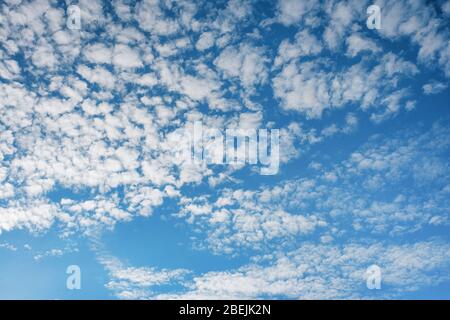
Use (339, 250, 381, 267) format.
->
(196, 31, 215, 51)
(273, 52, 418, 119)
(157, 241, 450, 299)
(84, 43, 112, 64)
(214, 43, 269, 90)
(173, 120, 450, 254)
(274, 29, 322, 67)
(97, 252, 189, 299)
(77, 65, 115, 89)
(423, 81, 448, 95)
(0, 0, 449, 299)
(276, 0, 316, 26)
(0, 200, 63, 234)
(346, 33, 380, 57)
(112, 44, 143, 69)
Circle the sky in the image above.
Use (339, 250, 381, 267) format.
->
(0, 0, 449, 300)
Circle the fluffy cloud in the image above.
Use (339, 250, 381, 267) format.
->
(215, 43, 269, 90)
(423, 81, 448, 95)
(157, 241, 450, 299)
(98, 253, 188, 299)
(0, 0, 449, 299)
(273, 52, 418, 119)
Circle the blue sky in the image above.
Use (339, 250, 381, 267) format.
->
(0, 0, 449, 299)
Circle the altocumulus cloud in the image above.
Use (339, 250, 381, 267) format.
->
(0, 0, 449, 299)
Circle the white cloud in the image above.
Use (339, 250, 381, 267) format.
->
(84, 43, 112, 64)
(274, 29, 322, 67)
(157, 241, 450, 299)
(112, 44, 142, 69)
(32, 41, 57, 69)
(273, 52, 418, 119)
(98, 253, 188, 300)
(196, 31, 215, 51)
(423, 81, 448, 95)
(135, 0, 180, 36)
(77, 65, 115, 89)
(215, 43, 268, 90)
(0, 200, 63, 234)
(0, 0, 449, 300)
(276, 0, 316, 26)
(346, 33, 380, 57)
